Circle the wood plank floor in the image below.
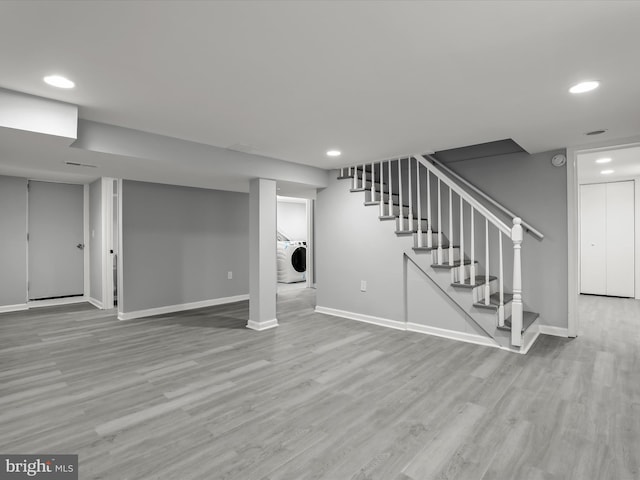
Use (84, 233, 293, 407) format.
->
(1, 290, 639, 479)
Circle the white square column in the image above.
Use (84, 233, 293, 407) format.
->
(247, 178, 278, 330)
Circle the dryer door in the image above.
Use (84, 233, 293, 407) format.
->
(291, 246, 306, 273)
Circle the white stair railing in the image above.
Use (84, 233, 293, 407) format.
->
(340, 154, 530, 347)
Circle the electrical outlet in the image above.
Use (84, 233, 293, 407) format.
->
(360, 280, 367, 292)
(227, 271, 233, 280)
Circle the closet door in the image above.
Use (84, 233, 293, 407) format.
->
(580, 184, 607, 295)
(606, 181, 634, 297)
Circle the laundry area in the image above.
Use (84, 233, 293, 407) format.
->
(277, 196, 309, 292)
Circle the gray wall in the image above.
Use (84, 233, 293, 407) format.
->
(89, 179, 102, 303)
(0, 175, 27, 307)
(316, 148, 569, 332)
(446, 149, 568, 328)
(121, 180, 250, 313)
(277, 201, 307, 241)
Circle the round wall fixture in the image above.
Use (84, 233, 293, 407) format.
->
(551, 154, 566, 167)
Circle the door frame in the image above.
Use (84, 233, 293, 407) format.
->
(26, 180, 89, 308)
(567, 135, 640, 337)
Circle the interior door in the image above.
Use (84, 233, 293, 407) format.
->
(28, 181, 84, 300)
(606, 181, 635, 297)
(580, 184, 607, 295)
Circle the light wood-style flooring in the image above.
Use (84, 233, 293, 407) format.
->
(1, 290, 639, 479)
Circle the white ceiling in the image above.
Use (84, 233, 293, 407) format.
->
(1, 1, 640, 184)
(578, 144, 640, 184)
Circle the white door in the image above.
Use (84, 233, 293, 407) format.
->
(28, 181, 84, 300)
(606, 181, 634, 297)
(579, 181, 635, 297)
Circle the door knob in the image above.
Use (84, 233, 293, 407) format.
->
(76, 243, 85, 250)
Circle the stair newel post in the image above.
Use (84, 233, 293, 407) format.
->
(352, 165, 357, 190)
(511, 218, 524, 347)
(437, 178, 443, 265)
(361, 163, 366, 189)
(470, 207, 476, 285)
(340, 167, 344, 177)
(484, 218, 490, 305)
(426, 169, 432, 248)
(397, 158, 404, 230)
(459, 196, 465, 284)
(448, 187, 454, 266)
(379, 161, 385, 216)
(498, 233, 505, 327)
(416, 157, 423, 248)
(387, 159, 393, 217)
(408, 157, 414, 232)
(370, 162, 375, 202)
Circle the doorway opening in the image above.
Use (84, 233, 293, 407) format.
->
(570, 142, 640, 335)
(276, 195, 314, 294)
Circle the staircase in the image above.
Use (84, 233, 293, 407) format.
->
(337, 155, 542, 352)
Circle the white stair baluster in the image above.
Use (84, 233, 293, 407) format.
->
(485, 218, 490, 305)
(361, 163, 366, 189)
(352, 165, 357, 190)
(448, 187, 454, 266)
(408, 157, 414, 232)
(416, 158, 423, 247)
(459, 195, 465, 284)
(437, 178, 443, 264)
(511, 218, 524, 347)
(370, 162, 375, 201)
(470, 207, 476, 285)
(387, 159, 393, 217)
(397, 158, 404, 230)
(498, 233, 505, 326)
(426, 170, 432, 248)
(340, 167, 344, 177)
(379, 161, 385, 216)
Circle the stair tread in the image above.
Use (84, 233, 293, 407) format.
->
(497, 311, 539, 333)
(432, 259, 475, 269)
(412, 244, 451, 252)
(473, 293, 514, 310)
(451, 276, 497, 288)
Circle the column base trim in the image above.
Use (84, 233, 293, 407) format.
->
(246, 318, 279, 331)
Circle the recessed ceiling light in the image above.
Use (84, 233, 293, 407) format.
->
(569, 81, 599, 94)
(600, 169, 614, 175)
(326, 150, 341, 157)
(595, 157, 612, 164)
(44, 75, 75, 89)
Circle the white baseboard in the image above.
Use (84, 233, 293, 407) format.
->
(117, 294, 249, 321)
(315, 306, 499, 349)
(315, 306, 406, 331)
(0, 303, 29, 314)
(538, 325, 570, 337)
(406, 322, 499, 349)
(246, 318, 279, 331)
(87, 297, 104, 310)
(28, 296, 87, 309)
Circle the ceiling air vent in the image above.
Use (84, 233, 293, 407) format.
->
(65, 161, 97, 168)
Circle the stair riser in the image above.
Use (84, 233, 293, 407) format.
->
(472, 279, 498, 303)
(397, 217, 430, 232)
(414, 232, 443, 248)
(430, 248, 461, 264)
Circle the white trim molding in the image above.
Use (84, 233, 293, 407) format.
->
(246, 318, 279, 331)
(315, 306, 406, 331)
(0, 304, 29, 314)
(117, 294, 249, 321)
(538, 325, 569, 337)
(87, 297, 104, 310)
(406, 322, 499, 349)
(315, 305, 525, 351)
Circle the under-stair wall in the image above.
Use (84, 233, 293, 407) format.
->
(315, 172, 497, 346)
